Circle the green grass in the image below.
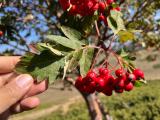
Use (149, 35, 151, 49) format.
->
(38, 80, 160, 120)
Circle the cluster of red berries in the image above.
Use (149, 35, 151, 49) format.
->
(0, 31, 3, 37)
(75, 68, 144, 96)
(59, 0, 120, 18)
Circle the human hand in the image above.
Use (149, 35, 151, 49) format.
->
(0, 56, 48, 119)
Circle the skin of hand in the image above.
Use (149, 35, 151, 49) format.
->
(0, 56, 48, 119)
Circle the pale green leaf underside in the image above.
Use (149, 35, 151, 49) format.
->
(107, 10, 125, 34)
(61, 26, 82, 40)
(46, 35, 83, 50)
(68, 49, 83, 71)
(37, 43, 64, 56)
(79, 47, 94, 77)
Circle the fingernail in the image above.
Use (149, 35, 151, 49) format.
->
(16, 74, 33, 88)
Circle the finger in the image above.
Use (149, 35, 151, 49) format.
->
(21, 97, 40, 110)
(11, 97, 40, 113)
(0, 56, 20, 74)
(0, 74, 33, 113)
(25, 80, 48, 97)
(0, 72, 18, 87)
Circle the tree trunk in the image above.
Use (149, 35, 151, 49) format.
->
(81, 92, 103, 120)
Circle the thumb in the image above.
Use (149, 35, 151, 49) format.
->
(0, 74, 33, 113)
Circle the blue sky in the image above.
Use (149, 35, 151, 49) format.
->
(0, 5, 160, 54)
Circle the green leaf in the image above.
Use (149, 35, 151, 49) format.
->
(37, 43, 64, 56)
(118, 49, 128, 57)
(134, 81, 143, 87)
(61, 26, 82, 40)
(15, 51, 65, 84)
(46, 35, 83, 49)
(107, 10, 125, 34)
(68, 49, 83, 71)
(112, 3, 119, 8)
(81, 15, 99, 35)
(79, 47, 94, 77)
(63, 59, 69, 80)
(118, 30, 135, 43)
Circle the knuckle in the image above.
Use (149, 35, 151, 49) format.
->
(5, 86, 19, 102)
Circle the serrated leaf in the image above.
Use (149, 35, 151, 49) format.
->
(68, 49, 83, 71)
(79, 47, 94, 77)
(37, 43, 64, 56)
(46, 35, 83, 49)
(15, 51, 65, 84)
(61, 26, 82, 40)
(118, 30, 135, 43)
(107, 10, 125, 34)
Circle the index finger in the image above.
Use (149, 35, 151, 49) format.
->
(0, 56, 21, 74)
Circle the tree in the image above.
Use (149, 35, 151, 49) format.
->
(0, 0, 159, 120)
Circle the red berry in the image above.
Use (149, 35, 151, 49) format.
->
(117, 79, 125, 88)
(85, 84, 95, 93)
(115, 69, 125, 77)
(95, 77, 105, 92)
(127, 73, 136, 82)
(107, 0, 115, 5)
(115, 88, 124, 93)
(103, 87, 113, 96)
(89, 81, 96, 88)
(106, 75, 115, 87)
(69, 5, 77, 15)
(99, 2, 106, 13)
(125, 82, 134, 91)
(75, 76, 83, 89)
(99, 68, 109, 76)
(87, 70, 97, 79)
(0, 31, 3, 37)
(133, 69, 144, 79)
(59, 0, 70, 10)
(115, 7, 121, 11)
(99, 15, 105, 21)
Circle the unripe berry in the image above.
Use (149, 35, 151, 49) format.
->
(0, 31, 3, 37)
(133, 69, 144, 79)
(125, 82, 134, 91)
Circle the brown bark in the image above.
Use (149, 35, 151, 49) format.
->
(81, 92, 103, 120)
